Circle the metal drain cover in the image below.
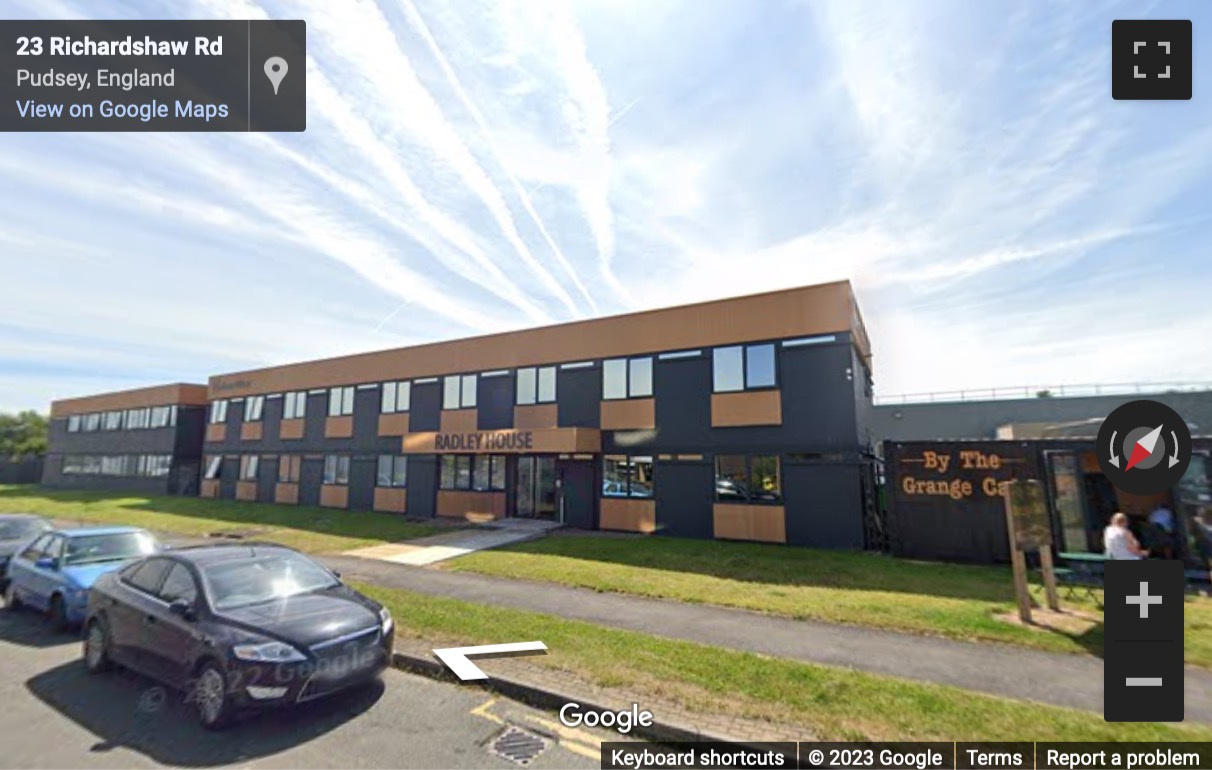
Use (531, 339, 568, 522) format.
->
(489, 725, 549, 766)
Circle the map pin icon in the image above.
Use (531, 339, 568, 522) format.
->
(264, 57, 288, 95)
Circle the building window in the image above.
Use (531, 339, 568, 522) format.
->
(376, 455, 408, 487)
(439, 455, 505, 491)
(128, 407, 153, 430)
(443, 374, 477, 410)
(713, 344, 777, 392)
(283, 391, 306, 419)
(150, 406, 174, 428)
(67, 415, 81, 433)
(103, 411, 123, 431)
(209, 400, 228, 424)
(714, 454, 782, 503)
(240, 455, 260, 481)
(516, 367, 557, 405)
(602, 455, 654, 498)
(381, 381, 411, 414)
(328, 387, 355, 417)
(204, 456, 223, 480)
(279, 455, 301, 484)
(323, 455, 350, 485)
(244, 395, 265, 422)
(83, 413, 101, 432)
(602, 357, 653, 400)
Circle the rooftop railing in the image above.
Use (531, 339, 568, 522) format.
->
(873, 382, 1212, 406)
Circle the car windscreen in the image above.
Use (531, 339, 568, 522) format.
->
(200, 553, 340, 611)
(63, 532, 159, 565)
(0, 519, 45, 541)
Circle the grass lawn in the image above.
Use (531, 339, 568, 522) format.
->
(361, 583, 1212, 742)
(447, 533, 1212, 666)
(0, 485, 444, 554)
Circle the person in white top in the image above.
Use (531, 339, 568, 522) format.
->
(1104, 512, 1147, 560)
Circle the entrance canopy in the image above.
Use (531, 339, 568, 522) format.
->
(402, 427, 601, 455)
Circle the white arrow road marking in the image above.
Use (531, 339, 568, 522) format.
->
(434, 641, 548, 681)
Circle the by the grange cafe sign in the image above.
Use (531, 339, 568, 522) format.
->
(898, 446, 1020, 501)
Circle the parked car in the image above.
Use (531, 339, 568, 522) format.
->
(4, 526, 162, 628)
(0, 514, 53, 591)
(83, 543, 394, 730)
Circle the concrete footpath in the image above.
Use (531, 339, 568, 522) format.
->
(322, 554, 1212, 723)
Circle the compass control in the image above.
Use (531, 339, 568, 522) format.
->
(1096, 400, 1192, 495)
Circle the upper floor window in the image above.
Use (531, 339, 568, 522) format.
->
(381, 381, 411, 414)
(209, 400, 228, 425)
(602, 454, 654, 498)
(443, 374, 477, 410)
(240, 455, 260, 481)
(328, 386, 354, 417)
(283, 391, 307, 420)
(83, 413, 101, 432)
(715, 454, 782, 503)
(244, 395, 265, 422)
(67, 415, 81, 433)
(126, 407, 152, 430)
(516, 367, 556, 405)
(376, 455, 408, 488)
(712, 344, 776, 392)
(323, 454, 350, 485)
(602, 357, 653, 400)
(103, 411, 123, 430)
(150, 405, 175, 428)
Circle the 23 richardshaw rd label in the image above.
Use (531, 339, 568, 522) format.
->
(0, 20, 306, 131)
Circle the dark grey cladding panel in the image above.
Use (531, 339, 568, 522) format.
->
(256, 457, 275, 503)
(654, 356, 712, 446)
(653, 460, 713, 539)
(353, 387, 391, 451)
(779, 341, 860, 448)
(410, 382, 442, 433)
(299, 456, 324, 507)
(478, 375, 514, 431)
(348, 456, 376, 511)
(305, 392, 328, 443)
(557, 459, 597, 530)
(48, 420, 181, 455)
(782, 462, 864, 549)
(174, 405, 207, 459)
(557, 366, 600, 428)
(407, 454, 438, 518)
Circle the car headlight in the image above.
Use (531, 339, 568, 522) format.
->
(232, 641, 306, 663)
(379, 607, 394, 635)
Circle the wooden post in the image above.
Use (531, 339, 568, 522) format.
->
(1004, 485, 1033, 624)
(1039, 547, 1061, 612)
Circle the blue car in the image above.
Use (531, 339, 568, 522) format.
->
(4, 526, 162, 629)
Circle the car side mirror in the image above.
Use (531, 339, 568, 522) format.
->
(34, 557, 56, 570)
(168, 598, 195, 620)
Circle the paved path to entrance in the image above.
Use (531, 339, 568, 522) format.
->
(342, 519, 562, 566)
(323, 554, 1212, 722)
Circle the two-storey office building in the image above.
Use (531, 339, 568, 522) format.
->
(200, 281, 877, 548)
(43, 383, 210, 495)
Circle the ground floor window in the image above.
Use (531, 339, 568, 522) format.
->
(63, 454, 172, 478)
(602, 455, 654, 498)
(440, 455, 506, 491)
(279, 455, 301, 483)
(377, 455, 408, 487)
(240, 455, 260, 481)
(204, 456, 223, 480)
(323, 455, 350, 485)
(715, 454, 782, 503)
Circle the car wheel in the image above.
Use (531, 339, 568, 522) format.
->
(194, 662, 233, 731)
(4, 581, 22, 610)
(48, 594, 69, 631)
(83, 618, 113, 674)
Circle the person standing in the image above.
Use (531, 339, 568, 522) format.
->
(1149, 504, 1177, 558)
(1105, 512, 1148, 560)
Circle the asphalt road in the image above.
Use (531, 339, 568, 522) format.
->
(0, 605, 613, 769)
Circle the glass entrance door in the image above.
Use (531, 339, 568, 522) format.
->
(516, 456, 557, 519)
(1046, 451, 1091, 552)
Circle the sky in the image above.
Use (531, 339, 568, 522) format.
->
(2, 0, 1211, 412)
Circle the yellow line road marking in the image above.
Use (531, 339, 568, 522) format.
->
(523, 715, 604, 760)
(469, 697, 504, 725)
